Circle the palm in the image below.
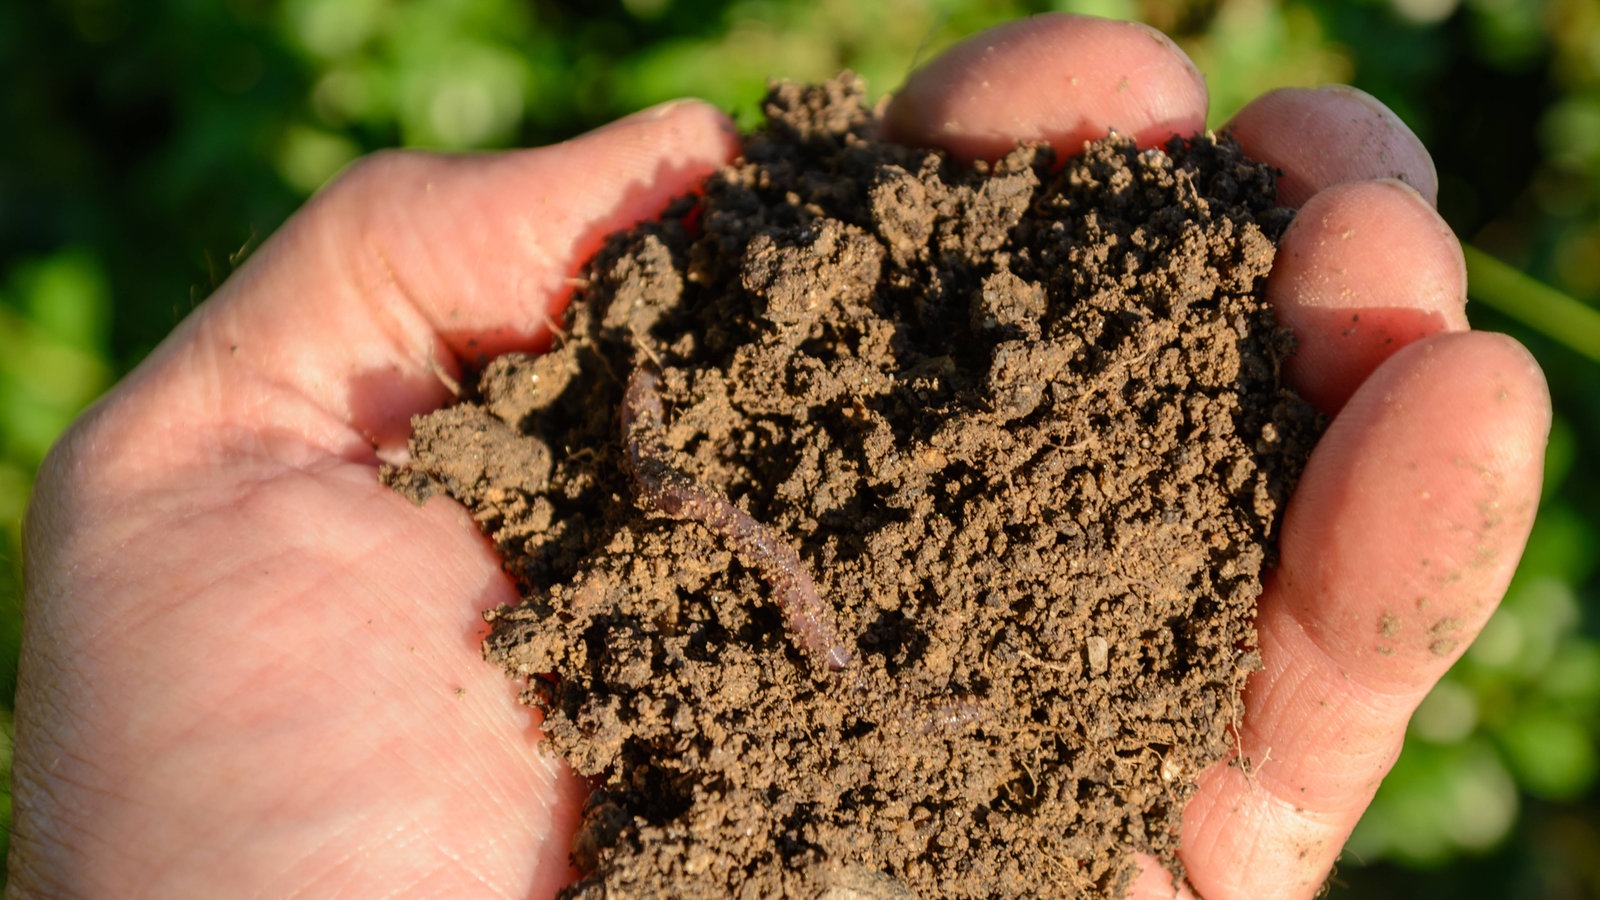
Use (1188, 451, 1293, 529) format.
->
(46, 455, 576, 895)
(12, 16, 1546, 900)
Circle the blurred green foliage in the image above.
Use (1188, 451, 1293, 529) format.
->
(3, 0, 1599, 894)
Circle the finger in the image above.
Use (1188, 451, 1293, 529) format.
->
(884, 14, 1207, 161)
(116, 100, 739, 460)
(1225, 86, 1437, 208)
(1128, 854, 1198, 899)
(1267, 179, 1469, 415)
(1179, 331, 1549, 899)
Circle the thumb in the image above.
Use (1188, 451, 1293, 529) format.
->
(100, 101, 739, 471)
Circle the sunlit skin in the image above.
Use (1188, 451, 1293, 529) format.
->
(11, 14, 1546, 899)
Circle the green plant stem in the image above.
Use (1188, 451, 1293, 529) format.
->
(1464, 244, 1600, 362)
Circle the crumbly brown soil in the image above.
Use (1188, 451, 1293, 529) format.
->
(385, 75, 1321, 898)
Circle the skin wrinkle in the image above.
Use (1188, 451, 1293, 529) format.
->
(209, 745, 418, 896)
(147, 332, 368, 475)
(1240, 606, 1417, 806)
(333, 196, 467, 445)
(364, 237, 465, 385)
(227, 175, 492, 458)
(505, 211, 568, 342)
(13, 736, 129, 850)
(274, 816, 389, 900)
(101, 496, 505, 890)
(76, 469, 329, 652)
(31, 761, 168, 897)
(1199, 791, 1350, 893)
(45, 521, 192, 656)
(300, 131, 726, 437)
(339, 509, 581, 890)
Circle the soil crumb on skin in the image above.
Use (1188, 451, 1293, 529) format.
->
(385, 74, 1321, 898)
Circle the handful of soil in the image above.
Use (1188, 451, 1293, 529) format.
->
(385, 74, 1321, 897)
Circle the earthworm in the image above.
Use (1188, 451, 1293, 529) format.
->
(620, 364, 852, 672)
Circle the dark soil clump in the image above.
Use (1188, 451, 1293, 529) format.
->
(385, 74, 1321, 897)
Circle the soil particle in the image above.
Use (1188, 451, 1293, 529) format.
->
(1428, 617, 1464, 657)
(1379, 613, 1401, 638)
(385, 74, 1321, 897)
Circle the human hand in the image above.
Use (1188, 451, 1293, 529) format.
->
(9, 13, 1546, 899)
(9, 103, 740, 896)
